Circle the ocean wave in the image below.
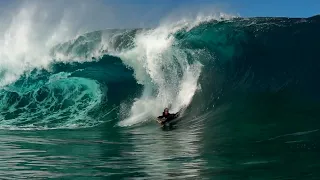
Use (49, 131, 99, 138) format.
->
(0, 14, 319, 129)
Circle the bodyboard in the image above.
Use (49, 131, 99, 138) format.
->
(156, 107, 185, 127)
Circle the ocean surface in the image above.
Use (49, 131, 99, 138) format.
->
(0, 12, 320, 179)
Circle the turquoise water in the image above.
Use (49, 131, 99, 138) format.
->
(2, 113, 319, 179)
(0, 125, 206, 179)
(0, 14, 320, 179)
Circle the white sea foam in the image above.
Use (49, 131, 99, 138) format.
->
(117, 12, 235, 126)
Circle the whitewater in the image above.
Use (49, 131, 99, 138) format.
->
(0, 1, 320, 179)
(0, 1, 234, 129)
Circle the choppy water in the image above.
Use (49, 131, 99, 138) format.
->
(0, 4, 319, 179)
(1, 119, 319, 179)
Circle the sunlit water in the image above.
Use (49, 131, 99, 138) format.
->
(1, 109, 320, 180)
(0, 121, 205, 179)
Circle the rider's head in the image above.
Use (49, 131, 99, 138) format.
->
(163, 108, 169, 115)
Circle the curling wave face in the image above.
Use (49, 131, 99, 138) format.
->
(1, 14, 320, 129)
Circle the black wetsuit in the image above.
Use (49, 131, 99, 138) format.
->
(158, 112, 178, 124)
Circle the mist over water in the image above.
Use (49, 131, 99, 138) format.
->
(0, 1, 320, 179)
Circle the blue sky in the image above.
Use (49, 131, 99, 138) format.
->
(102, 0, 319, 18)
(96, 0, 319, 28)
(2, 0, 318, 18)
(220, 0, 319, 17)
(0, 0, 318, 30)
